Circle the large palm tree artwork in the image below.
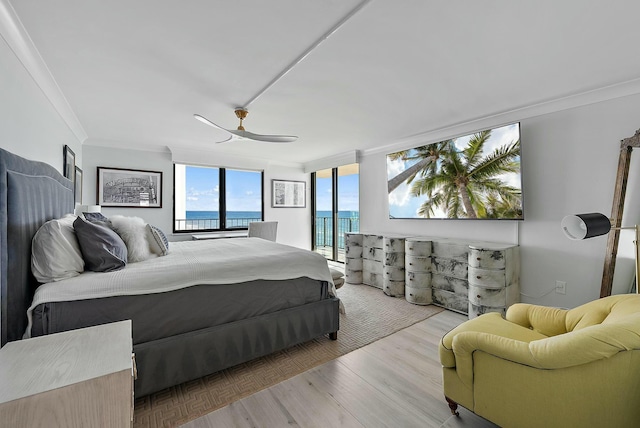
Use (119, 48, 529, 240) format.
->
(387, 123, 522, 219)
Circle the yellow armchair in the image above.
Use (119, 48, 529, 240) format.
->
(440, 294, 640, 428)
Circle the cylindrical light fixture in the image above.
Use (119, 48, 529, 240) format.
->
(561, 213, 611, 240)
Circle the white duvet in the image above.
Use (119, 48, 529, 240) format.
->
(25, 238, 337, 338)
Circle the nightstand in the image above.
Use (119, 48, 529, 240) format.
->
(0, 320, 134, 427)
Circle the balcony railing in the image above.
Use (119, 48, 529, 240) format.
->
(315, 215, 360, 249)
(175, 217, 262, 231)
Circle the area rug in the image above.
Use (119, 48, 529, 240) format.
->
(133, 283, 444, 427)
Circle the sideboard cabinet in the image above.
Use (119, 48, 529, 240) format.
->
(345, 234, 519, 318)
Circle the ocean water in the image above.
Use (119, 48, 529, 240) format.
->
(185, 210, 360, 247)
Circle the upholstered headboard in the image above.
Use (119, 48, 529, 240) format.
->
(0, 148, 74, 346)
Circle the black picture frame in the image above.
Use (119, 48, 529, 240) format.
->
(97, 166, 162, 208)
(63, 145, 75, 181)
(272, 179, 306, 208)
(74, 166, 83, 204)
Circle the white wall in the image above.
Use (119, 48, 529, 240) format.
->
(81, 145, 174, 235)
(359, 92, 640, 309)
(82, 144, 311, 249)
(0, 35, 82, 170)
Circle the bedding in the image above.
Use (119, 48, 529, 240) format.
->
(73, 216, 128, 272)
(0, 147, 339, 397)
(109, 214, 157, 262)
(31, 277, 328, 343)
(30, 214, 84, 282)
(25, 237, 336, 338)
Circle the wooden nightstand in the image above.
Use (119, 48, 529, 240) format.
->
(0, 320, 134, 427)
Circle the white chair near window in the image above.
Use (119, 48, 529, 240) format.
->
(247, 221, 278, 242)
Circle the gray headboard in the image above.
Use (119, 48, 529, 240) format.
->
(0, 148, 74, 346)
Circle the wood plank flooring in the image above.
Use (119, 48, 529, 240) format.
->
(181, 310, 498, 428)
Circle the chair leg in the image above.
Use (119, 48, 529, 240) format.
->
(445, 396, 459, 416)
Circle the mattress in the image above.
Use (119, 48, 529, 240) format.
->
(31, 277, 329, 344)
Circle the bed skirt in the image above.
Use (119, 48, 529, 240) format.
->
(133, 297, 340, 396)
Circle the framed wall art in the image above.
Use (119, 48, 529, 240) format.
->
(74, 166, 83, 204)
(272, 179, 306, 208)
(97, 167, 162, 208)
(63, 145, 75, 181)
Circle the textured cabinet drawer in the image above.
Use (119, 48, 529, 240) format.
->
(406, 255, 431, 272)
(431, 274, 468, 295)
(345, 233, 363, 246)
(345, 243, 363, 258)
(432, 289, 468, 314)
(383, 266, 405, 281)
(363, 259, 383, 274)
(384, 237, 405, 253)
(384, 251, 405, 267)
(432, 257, 468, 279)
(405, 271, 431, 288)
(431, 241, 468, 261)
(405, 239, 432, 257)
(363, 247, 384, 262)
(468, 303, 506, 319)
(345, 257, 363, 271)
(383, 279, 405, 297)
(468, 248, 507, 269)
(468, 266, 506, 287)
(363, 271, 383, 289)
(363, 234, 383, 249)
(345, 270, 363, 284)
(406, 286, 432, 305)
(468, 284, 506, 307)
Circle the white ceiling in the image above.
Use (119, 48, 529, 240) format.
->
(10, 0, 640, 164)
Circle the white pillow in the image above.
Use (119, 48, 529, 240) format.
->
(31, 214, 84, 283)
(109, 215, 157, 263)
(146, 224, 169, 256)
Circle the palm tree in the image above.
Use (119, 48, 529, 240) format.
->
(410, 131, 521, 219)
(387, 141, 450, 193)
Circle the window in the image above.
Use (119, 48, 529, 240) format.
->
(174, 164, 263, 232)
(312, 163, 359, 261)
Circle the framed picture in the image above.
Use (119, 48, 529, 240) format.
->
(74, 166, 83, 204)
(272, 179, 306, 208)
(97, 167, 162, 208)
(63, 145, 75, 181)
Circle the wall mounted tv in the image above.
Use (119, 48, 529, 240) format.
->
(387, 122, 523, 220)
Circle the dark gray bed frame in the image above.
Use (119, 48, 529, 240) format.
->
(0, 148, 340, 396)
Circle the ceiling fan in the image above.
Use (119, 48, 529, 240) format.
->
(194, 108, 297, 143)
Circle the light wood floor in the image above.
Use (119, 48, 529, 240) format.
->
(181, 310, 498, 428)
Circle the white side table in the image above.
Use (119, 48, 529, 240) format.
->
(0, 320, 134, 427)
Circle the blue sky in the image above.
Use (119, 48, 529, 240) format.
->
(387, 123, 521, 218)
(185, 166, 360, 212)
(315, 173, 359, 212)
(185, 166, 262, 212)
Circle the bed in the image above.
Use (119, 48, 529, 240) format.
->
(0, 148, 340, 396)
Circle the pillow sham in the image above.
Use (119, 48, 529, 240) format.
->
(31, 214, 84, 283)
(73, 216, 127, 272)
(146, 224, 169, 256)
(82, 211, 112, 228)
(109, 215, 156, 263)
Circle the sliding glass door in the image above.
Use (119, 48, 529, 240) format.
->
(312, 164, 359, 262)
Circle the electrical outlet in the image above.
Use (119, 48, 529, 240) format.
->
(555, 280, 566, 295)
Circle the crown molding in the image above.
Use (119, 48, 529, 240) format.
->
(364, 77, 640, 157)
(303, 150, 360, 173)
(0, 0, 87, 143)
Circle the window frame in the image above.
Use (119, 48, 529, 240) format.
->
(173, 164, 264, 234)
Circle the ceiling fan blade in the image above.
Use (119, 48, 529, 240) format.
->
(194, 114, 230, 132)
(229, 129, 298, 143)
